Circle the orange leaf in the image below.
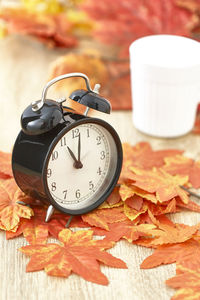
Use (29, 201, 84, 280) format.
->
(146, 210, 200, 245)
(48, 52, 109, 94)
(141, 237, 200, 269)
(166, 264, 200, 300)
(176, 197, 200, 213)
(164, 155, 200, 188)
(123, 202, 148, 221)
(0, 8, 78, 48)
(82, 207, 127, 230)
(19, 229, 127, 284)
(130, 167, 189, 204)
(6, 207, 69, 244)
(119, 184, 157, 203)
(0, 179, 33, 231)
(0, 151, 12, 179)
(119, 142, 183, 183)
(92, 220, 157, 243)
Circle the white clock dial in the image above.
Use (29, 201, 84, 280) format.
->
(46, 123, 118, 210)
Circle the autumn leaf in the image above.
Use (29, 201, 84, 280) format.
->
(176, 197, 200, 213)
(140, 237, 200, 269)
(0, 8, 78, 48)
(82, 207, 127, 230)
(166, 264, 200, 300)
(81, 0, 197, 57)
(48, 51, 109, 93)
(6, 207, 69, 244)
(123, 202, 148, 222)
(130, 167, 189, 204)
(120, 142, 182, 183)
(92, 220, 157, 243)
(164, 155, 200, 188)
(0, 179, 33, 231)
(119, 184, 157, 203)
(19, 229, 127, 284)
(0, 151, 12, 179)
(146, 210, 200, 246)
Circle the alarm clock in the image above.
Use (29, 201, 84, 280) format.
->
(12, 73, 123, 222)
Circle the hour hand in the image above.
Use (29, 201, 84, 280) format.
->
(67, 146, 83, 169)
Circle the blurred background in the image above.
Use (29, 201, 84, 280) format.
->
(0, 0, 200, 149)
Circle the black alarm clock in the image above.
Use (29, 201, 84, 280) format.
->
(12, 73, 123, 222)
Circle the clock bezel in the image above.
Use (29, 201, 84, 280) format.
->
(42, 117, 123, 215)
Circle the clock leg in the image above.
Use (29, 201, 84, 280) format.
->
(45, 205, 55, 222)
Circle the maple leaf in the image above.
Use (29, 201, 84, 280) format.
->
(140, 237, 200, 269)
(146, 210, 200, 246)
(82, 207, 127, 230)
(92, 220, 157, 243)
(130, 167, 189, 204)
(0, 179, 33, 231)
(0, 8, 78, 48)
(147, 198, 178, 216)
(48, 51, 109, 94)
(6, 207, 69, 244)
(164, 155, 200, 188)
(81, 0, 197, 57)
(119, 184, 157, 203)
(0, 151, 12, 179)
(176, 197, 200, 213)
(123, 202, 148, 221)
(166, 264, 200, 300)
(19, 229, 127, 284)
(120, 142, 182, 183)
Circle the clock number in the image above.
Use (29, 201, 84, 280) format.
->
(63, 190, 67, 199)
(47, 168, 52, 178)
(52, 151, 58, 161)
(97, 167, 102, 175)
(100, 151, 105, 160)
(89, 180, 94, 190)
(75, 189, 81, 199)
(51, 182, 56, 192)
(87, 128, 90, 138)
(96, 136, 101, 145)
(60, 137, 66, 147)
(72, 128, 79, 139)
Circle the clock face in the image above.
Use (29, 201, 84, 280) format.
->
(45, 122, 119, 213)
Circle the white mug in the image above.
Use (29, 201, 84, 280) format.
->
(129, 35, 200, 138)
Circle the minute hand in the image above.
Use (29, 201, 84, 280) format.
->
(78, 133, 81, 162)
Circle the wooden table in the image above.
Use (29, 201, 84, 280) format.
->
(0, 36, 200, 300)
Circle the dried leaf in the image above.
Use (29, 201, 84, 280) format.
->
(48, 52, 109, 94)
(141, 237, 200, 269)
(6, 207, 68, 244)
(92, 220, 157, 243)
(19, 229, 127, 284)
(82, 207, 127, 230)
(82, 0, 197, 56)
(120, 142, 182, 183)
(0, 8, 78, 48)
(119, 184, 157, 204)
(130, 167, 189, 204)
(0, 179, 33, 231)
(166, 264, 200, 300)
(164, 155, 200, 188)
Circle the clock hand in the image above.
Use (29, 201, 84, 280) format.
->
(67, 146, 83, 169)
(78, 133, 81, 162)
